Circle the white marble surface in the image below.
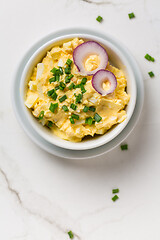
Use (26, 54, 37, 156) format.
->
(0, 0, 160, 239)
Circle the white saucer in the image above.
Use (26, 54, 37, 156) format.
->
(12, 28, 144, 160)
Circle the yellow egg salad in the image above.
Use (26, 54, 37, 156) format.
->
(25, 38, 130, 142)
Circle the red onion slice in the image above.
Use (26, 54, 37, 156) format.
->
(73, 41, 108, 75)
(92, 70, 117, 96)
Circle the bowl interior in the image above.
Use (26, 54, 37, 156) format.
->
(20, 34, 137, 150)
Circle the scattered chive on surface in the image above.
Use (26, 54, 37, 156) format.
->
(81, 77, 87, 85)
(94, 113, 102, 122)
(71, 114, 79, 120)
(148, 71, 154, 77)
(70, 103, 77, 110)
(65, 74, 74, 83)
(47, 89, 55, 97)
(48, 121, 53, 127)
(75, 93, 83, 104)
(83, 106, 89, 112)
(112, 195, 119, 202)
(145, 54, 155, 62)
(66, 59, 72, 66)
(81, 85, 86, 94)
(62, 105, 69, 112)
(120, 144, 128, 150)
(70, 118, 75, 124)
(38, 111, 44, 120)
(59, 67, 63, 75)
(59, 82, 66, 90)
(68, 83, 75, 90)
(85, 117, 94, 125)
(112, 188, 119, 194)
(65, 67, 71, 74)
(89, 106, 96, 112)
(55, 86, 60, 90)
(59, 95, 67, 103)
(128, 12, 135, 19)
(49, 76, 56, 83)
(96, 15, 103, 22)
(49, 103, 58, 113)
(68, 230, 74, 239)
(51, 92, 57, 100)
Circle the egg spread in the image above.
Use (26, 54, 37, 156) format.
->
(25, 38, 130, 142)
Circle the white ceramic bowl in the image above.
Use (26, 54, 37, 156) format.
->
(19, 33, 137, 150)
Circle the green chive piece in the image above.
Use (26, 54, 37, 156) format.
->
(89, 106, 96, 112)
(59, 67, 63, 75)
(59, 95, 67, 103)
(69, 118, 75, 124)
(74, 84, 80, 89)
(128, 12, 135, 19)
(112, 195, 119, 202)
(68, 231, 74, 239)
(148, 71, 154, 77)
(81, 77, 87, 85)
(48, 121, 53, 127)
(81, 85, 86, 94)
(51, 92, 57, 100)
(62, 105, 69, 112)
(49, 76, 56, 83)
(85, 117, 94, 125)
(70, 103, 77, 110)
(38, 111, 44, 120)
(55, 75, 60, 82)
(145, 54, 155, 62)
(55, 86, 60, 90)
(112, 188, 119, 194)
(49, 103, 58, 113)
(47, 89, 55, 96)
(65, 67, 71, 74)
(65, 74, 74, 83)
(96, 16, 103, 22)
(94, 113, 102, 122)
(68, 82, 75, 90)
(59, 82, 66, 90)
(66, 59, 72, 66)
(71, 114, 79, 120)
(75, 93, 83, 104)
(83, 106, 89, 112)
(120, 144, 128, 150)
(50, 67, 57, 74)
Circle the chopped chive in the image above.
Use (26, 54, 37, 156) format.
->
(112, 188, 119, 194)
(85, 117, 94, 125)
(120, 144, 128, 150)
(112, 195, 119, 202)
(65, 67, 71, 74)
(148, 71, 154, 77)
(49, 103, 58, 113)
(128, 12, 135, 19)
(74, 84, 80, 89)
(81, 77, 87, 85)
(47, 89, 55, 96)
(59, 95, 67, 103)
(68, 83, 75, 90)
(145, 54, 155, 62)
(48, 121, 53, 127)
(66, 59, 72, 66)
(59, 82, 66, 90)
(96, 15, 103, 22)
(65, 74, 74, 83)
(55, 85, 60, 90)
(69, 118, 75, 124)
(38, 111, 44, 120)
(50, 67, 57, 74)
(62, 105, 69, 112)
(81, 85, 86, 94)
(89, 106, 96, 112)
(58, 67, 63, 75)
(83, 106, 89, 112)
(55, 75, 60, 82)
(75, 93, 83, 104)
(70, 103, 77, 110)
(71, 114, 79, 120)
(68, 231, 74, 239)
(51, 92, 57, 100)
(94, 113, 102, 122)
(49, 76, 56, 83)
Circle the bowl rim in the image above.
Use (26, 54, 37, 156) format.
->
(13, 29, 138, 151)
